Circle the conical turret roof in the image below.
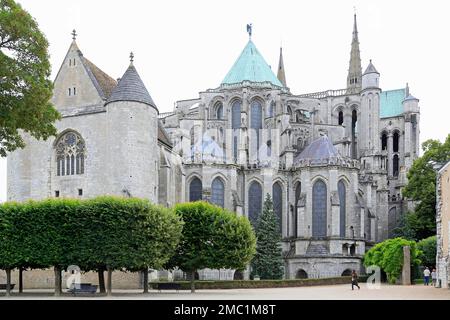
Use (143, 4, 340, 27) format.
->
(363, 60, 379, 75)
(221, 40, 283, 87)
(107, 64, 157, 109)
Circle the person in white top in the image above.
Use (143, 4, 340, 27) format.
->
(431, 268, 437, 287)
(423, 267, 431, 286)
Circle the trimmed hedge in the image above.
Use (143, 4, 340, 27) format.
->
(0, 197, 183, 272)
(151, 276, 369, 290)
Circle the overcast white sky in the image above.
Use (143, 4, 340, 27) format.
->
(1, 0, 450, 202)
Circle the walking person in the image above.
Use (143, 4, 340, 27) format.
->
(431, 268, 437, 287)
(423, 267, 431, 286)
(351, 270, 360, 290)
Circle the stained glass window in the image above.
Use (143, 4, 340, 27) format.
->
(232, 101, 241, 162)
(338, 181, 346, 238)
(312, 180, 327, 238)
(273, 182, 283, 234)
(56, 131, 85, 176)
(248, 181, 262, 227)
(189, 177, 203, 202)
(211, 178, 225, 208)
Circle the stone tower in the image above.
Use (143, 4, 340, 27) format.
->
(105, 55, 159, 202)
(347, 14, 362, 94)
(360, 60, 381, 157)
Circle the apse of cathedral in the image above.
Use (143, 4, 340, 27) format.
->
(7, 15, 420, 280)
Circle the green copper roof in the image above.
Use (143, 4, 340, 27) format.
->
(380, 89, 405, 118)
(222, 40, 283, 87)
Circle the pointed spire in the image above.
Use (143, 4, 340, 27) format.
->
(405, 82, 410, 97)
(353, 13, 358, 42)
(347, 13, 362, 93)
(277, 47, 287, 87)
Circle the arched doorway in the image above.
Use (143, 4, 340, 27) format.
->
(296, 269, 308, 279)
(233, 270, 244, 280)
(341, 269, 352, 277)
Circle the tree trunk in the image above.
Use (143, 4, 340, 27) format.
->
(19, 267, 23, 293)
(106, 267, 112, 296)
(98, 268, 106, 294)
(5, 268, 11, 297)
(143, 269, 149, 294)
(190, 270, 196, 293)
(54, 266, 61, 296)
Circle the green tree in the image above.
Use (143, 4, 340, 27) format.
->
(400, 136, 450, 240)
(166, 202, 256, 293)
(251, 194, 284, 280)
(364, 237, 422, 284)
(0, 0, 60, 157)
(0, 197, 183, 296)
(417, 236, 437, 268)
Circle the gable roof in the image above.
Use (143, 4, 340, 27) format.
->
(82, 57, 117, 99)
(380, 89, 405, 118)
(107, 64, 157, 110)
(221, 40, 283, 87)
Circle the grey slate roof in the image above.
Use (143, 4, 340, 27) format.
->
(363, 60, 379, 75)
(294, 135, 342, 164)
(403, 94, 419, 102)
(82, 57, 117, 99)
(107, 64, 157, 109)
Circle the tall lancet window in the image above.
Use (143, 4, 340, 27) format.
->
(250, 101, 262, 160)
(231, 101, 241, 162)
(56, 131, 86, 176)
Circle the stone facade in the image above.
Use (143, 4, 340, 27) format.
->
(436, 161, 450, 288)
(7, 15, 420, 286)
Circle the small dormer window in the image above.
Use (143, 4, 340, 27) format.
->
(73, 59, 76, 66)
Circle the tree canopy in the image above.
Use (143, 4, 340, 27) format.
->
(363, 237, 421, 284)
(398, 135, 450, 240)
(166, 201, 256, 292)
(251, 194, 284, 280)
(0, 0, 60, 157)
(0, 197, 183, 294)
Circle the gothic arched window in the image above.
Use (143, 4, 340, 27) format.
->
(211, 177, 225, 208)
(393, 131, 400, 153)
(250, 101, 262, 159)
(338, 111, 344, 126)
(189, 177, 203, 202)
(294, 182, 301, 238)
(215, 102, 223, 120)
(56, 131, 86, 176)
(338, 180, 346, 238)
(231, 101, 241, 162)
(248, 181, 262, 227)
(269, 101, 275, 117)
(381, 132, 388, 151)
(312, 179, 327, 238)
(272, 182, 283, 234)
(393, 155, 399, 177)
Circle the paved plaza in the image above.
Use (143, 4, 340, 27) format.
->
(2, 284, 450, 300)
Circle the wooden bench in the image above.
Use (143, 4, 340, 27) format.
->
(156, 283, 181, 292)
(67, 283, 98, 295)
(0, 284, 15, 291)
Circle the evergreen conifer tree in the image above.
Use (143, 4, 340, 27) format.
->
(251, 194, 284, 279)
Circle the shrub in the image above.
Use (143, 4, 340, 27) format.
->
(363, 237, 421, 284)
(417, 236, 437, 268)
